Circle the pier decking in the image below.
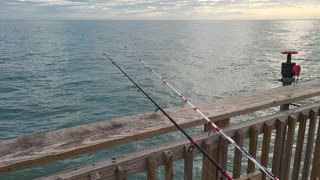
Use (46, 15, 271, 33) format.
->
(1, 80, 320, 179)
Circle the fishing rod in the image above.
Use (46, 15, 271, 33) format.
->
(124, 46, 279, 180)
(103, 53, 233, 180)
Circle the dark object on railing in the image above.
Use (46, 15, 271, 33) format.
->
(280, 50, 300, 111)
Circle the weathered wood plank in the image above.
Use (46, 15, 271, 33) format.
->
(146, 157, 156, 180)
(116, 165, 127, 180)
(163, 151, 173, 180)
(209, 144, 219, 180)
(218, 137, 228, 179)
(302, 109, 318, 180)
(1, 80, 320, 174)
(261, 122, 272, 180)
(201, 140, 212, 180)
(247, 126, 258, 174)
(292, 113, 308, 180)
(233, 130, 244, 179)
(311, 112, 320, 180)
(281, 116, 297, 180)
(271, 119, 286, 177)
(38, 103, 320, 180)
(184, 145, 193, 180)
(203, 119, 228, 180)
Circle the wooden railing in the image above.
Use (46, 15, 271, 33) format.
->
(1, 80, 320, 179)
(39, 103, 320, 180)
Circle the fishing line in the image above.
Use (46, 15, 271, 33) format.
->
(103, 53, 233, 180)
(124, 46, 279, 180)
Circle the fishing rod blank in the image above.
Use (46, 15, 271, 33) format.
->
(124, 46, 279, 180)
(103, 53, 233, 180)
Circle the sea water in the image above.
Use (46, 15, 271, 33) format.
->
(1, 20, 320, 179)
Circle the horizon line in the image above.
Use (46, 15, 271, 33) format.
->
(1, 18, 320, 21)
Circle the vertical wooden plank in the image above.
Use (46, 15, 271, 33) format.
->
(311, 109, 320, 180)
(260, 122, 272, 180)
(272, 119, 286, 176)
(147, 157, 156, 180)
(281, 115, 297, 180)
(233, 130, 244, 179)
(210, 145, 219, 180)
(302, 109, 318, 180)
(292, 113, 307, 180)
(184, 145, 193, 180)
(202, 140, 211, 180)
(247, 126, 258, 174)
(163, 151, 173, 180)
(218, 137, 228, 179)
(203, 118, 229, 180)
(116, 165, 127, 180)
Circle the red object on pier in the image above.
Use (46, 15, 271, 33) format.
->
(292, 64, 301, 76)
(281, 51, 298, 55)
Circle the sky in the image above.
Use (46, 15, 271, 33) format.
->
(0, 0, 320, 20)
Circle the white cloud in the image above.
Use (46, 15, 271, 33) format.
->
(0, 0, 319, 19)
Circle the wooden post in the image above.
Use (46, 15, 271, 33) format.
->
(292, 113, 307, 180)
(233, 130, 244, 179)
(203, 118, 229, 180)
(247, 126, 258, 174)
(302, 109, 318, 180)
(271, 119, 286, 176)
(281, 116, 297, 180)
(147, 157, 156, 180)
(202, 140, 212, 180)
(163, 151, 173, 180)
(261, 122, 272, 180)
(184, 145, 193, 180)
(116, 165, 127, 180)
(311, 109, 320, 179)
(210, 145, 219, 179)
(218, 137, 228, 179)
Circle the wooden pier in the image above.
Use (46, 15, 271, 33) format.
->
(1, 80, 320, 179)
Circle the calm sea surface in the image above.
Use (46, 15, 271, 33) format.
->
(1, 20, 320, 179)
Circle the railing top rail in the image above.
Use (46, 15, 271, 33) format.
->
(1, 79, 320, 174)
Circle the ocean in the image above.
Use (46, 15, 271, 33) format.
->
(0, 20, 320, 179)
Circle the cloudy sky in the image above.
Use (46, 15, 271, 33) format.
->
(1, 0, 320, 20)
